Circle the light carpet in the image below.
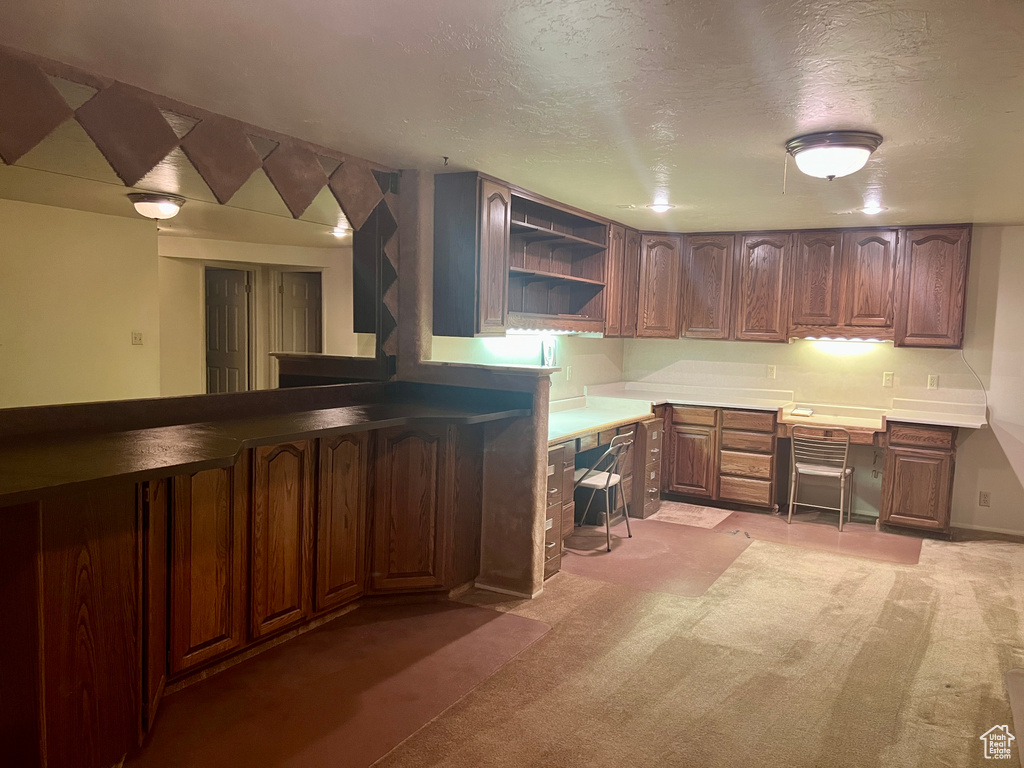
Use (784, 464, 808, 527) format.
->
(376, 536, 1024, 767)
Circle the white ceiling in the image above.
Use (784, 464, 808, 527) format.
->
(2, 0, 1023, 231)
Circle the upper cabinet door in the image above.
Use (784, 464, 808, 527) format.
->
(842, 229, 897, 328)
(477, 179, 511, 335)
(621, 228, 642, 338)
(681, 234, 734, 339)
(895, 226, 971, 348)
(734, 233, 790, 342)
(604, 224, 626, 337)
(790, 231, 842, 327)
(636, 234, 682, 338)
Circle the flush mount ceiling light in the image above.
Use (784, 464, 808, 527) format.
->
(646, 203, 676, 213)
(128, 192, 186, 220)
(785, 131, 883, 180)
(860, 204, 888, 215)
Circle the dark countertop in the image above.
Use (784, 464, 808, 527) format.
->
(0, 394, 530, 506)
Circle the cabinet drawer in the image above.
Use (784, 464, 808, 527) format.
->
(577, 433, 599, 452)
(719, 475, 772, 507)
(672, 406, 718, 427)
(545, 511, 560, 547)
(546, 461, 562, 505)
(543, 550, 561, 579)
(720, 429, 774, 453)
(720, 450, 773, 480)
(561, 502, 575, 538)
(643, 464, 662, 499)
(599, 428, 618, 446)
(721, 409, 775, 433)
(888, 423, 956, 451)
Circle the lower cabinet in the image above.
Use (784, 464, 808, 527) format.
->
(169, 456, 249, 675)
(667, 424, 718, 497)
(315, 432, 369, 613)
(250, 440, 314, 639)
(370, 425, 452, 592)
(880, 423, 957, 532)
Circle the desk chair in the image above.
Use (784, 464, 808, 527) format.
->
(574, 432, 634, 552)
(788, 426, 855, 531)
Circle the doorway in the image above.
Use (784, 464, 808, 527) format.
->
(279, 271, 323, 354)
(205, 267, 253, 393)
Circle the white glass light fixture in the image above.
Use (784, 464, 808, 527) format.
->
(860, 204, 887, 215)
(647, 203, 675, 213)
(128, 193, 186, 220)
(785, 131, 883, 181)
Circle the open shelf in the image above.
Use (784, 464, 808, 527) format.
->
(510, 220, 605, 250)
(509, 267, 605, 286)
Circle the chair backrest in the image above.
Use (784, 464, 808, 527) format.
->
(790, 425, 852, 470)
(577, 431, 634, 489)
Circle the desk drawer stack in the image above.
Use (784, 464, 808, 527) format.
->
(545, 440, 578, 579)
(719, 409, 779, 508)
(632, 415, 664, 517)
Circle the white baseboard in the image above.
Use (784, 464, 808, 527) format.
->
(952, 521, 1024, 537)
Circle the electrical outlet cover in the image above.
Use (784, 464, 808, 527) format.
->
(928, 374, 939, 390)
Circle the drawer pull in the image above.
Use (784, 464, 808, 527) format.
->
(549, 487, 560, 494)
(546, 541, 557, 549)
(648, 488, 658, 494)
(545, 518, 554, 530)
(650, 447, 660, 454)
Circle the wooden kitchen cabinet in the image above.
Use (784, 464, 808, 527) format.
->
(371, 425, 452, 592)
(621, 228, 642, 337)
(169, 455, 249, 675)
(880, 422, 957, 532)
(637, 234, 682, 337)
(315, 433, 370, 613)
(895, 225, 971, 348)
(667, 424, 718, 498)
(841, 229, 898, 328)
(734, 233, 791, 342)
(681, 234, 734, 339)
(790, 231, 843, 327)
(433, 172, 511, 336)
(250, 440, 315, 640)
(141, 479, 169, 732)
(603, 224, 626, 336)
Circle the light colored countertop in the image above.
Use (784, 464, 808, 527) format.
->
(560, 381, 987, 435)
(547, 396, 656, 444)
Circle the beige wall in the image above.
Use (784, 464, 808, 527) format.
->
(157, 236, 358, 395)
(0, 198, 160, 407)
(430, 335, 625, 401)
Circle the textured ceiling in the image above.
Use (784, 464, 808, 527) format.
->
(1, 0, 1023, 231)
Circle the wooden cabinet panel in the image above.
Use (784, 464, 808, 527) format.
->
(720, 409, 775, 433)
(681, 234, 734, 339)
(372, 426, 451, 591)
(621, 228, 642, 337)
(842, 229, 897, 328)
(667, 424, 717, 497)
(142, 479, 169, 733)
(170, 458, 248, 674)
(477, 179, 511, 334)
(637, 234, 682, 337)
(604, 224, 625, 336)
(888, 423, 957, 450)
(719, 475, 772, 506)
(896, 226, 971, 348)
(672, 405, 719, 427)
(315, 433, 369, 614)
(735, 233, 790, 342)
(881, 446, 953, 531)
(720, 450, 773, 480)
(251, 441, 314, 640)
(720, 429, 774, 453)
(791, 231, 842, 327)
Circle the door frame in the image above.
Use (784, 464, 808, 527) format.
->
(203, 265, 256, 394)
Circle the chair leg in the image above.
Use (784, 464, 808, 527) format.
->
(619, 483, 632, 538)
(578, 488, 596, 527)
(787, 469, 798, 524)
(838, 474, 846, 532)
(604, 489, 612, 552)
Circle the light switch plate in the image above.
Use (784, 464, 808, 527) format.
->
(766, 365, 777, 379)
(882, 371, 893, 388)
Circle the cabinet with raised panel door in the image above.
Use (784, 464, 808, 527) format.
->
(603, 224, 626, 337)
(790, 231, 843, 328)
(842, 229, 898, 329)
(880, 422, 957, 532)
(681, 234, 734, 339)
(734, 233, 791, 342)
(621, 228, 642, 337)
(637, 234, 683, 337)
(895, 225, 971, 348)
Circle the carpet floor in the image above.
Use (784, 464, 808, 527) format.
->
(378, 533, 1024, 767)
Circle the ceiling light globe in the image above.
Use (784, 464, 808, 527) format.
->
(128, 193, 185, 220)
(785, 131, 883, 180)
(647, 203, 675, 213)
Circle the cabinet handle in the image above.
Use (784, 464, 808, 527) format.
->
(549, 487, 560, 494)
(546, 541, 557, 549)
(648, 488, 659, 494)
(651, 448, 660, 454)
